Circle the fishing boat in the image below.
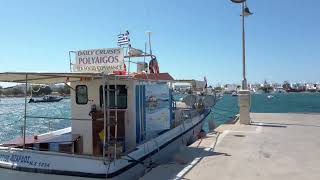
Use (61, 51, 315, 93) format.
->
(29, 95, 63, 103)
(0, 34, 216, 180)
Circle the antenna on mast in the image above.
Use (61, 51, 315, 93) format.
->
(145, 31, 152, 56)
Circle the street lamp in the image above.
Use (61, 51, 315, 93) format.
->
(230, 0, 252, 90)
(231, 0, 253, 125)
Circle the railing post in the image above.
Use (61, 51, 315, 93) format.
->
(23, 73, 28, 149)
(102, 73, 107, 158)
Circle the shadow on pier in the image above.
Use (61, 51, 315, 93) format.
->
(141, 133, 228, 180)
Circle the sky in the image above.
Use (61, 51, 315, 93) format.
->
(0, 0, 319, 86)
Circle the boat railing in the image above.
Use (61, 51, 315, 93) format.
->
(24, 115, 91, 131)
(0, 116, 92, 153)
(25, 116, 91, 121)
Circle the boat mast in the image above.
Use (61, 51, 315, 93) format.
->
(144, 42, 147, 72)
(128, 55, 131, 75)
(146, 31, 152, 56)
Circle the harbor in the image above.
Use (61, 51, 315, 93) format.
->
(141, 113, 320, 180)
(1, 0, 320, 179)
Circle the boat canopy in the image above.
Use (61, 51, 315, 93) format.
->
(0, 72, 105, 84)
(0, 72, 174, 84)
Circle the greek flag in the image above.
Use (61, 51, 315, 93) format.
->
(118, 31, 130, 46)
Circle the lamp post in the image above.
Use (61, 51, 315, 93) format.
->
(230, 0, 253, 125)
(230, 0, 252, 90)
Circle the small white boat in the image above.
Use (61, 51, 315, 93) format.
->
(28, 95, 63, 103)
(267, 95, 274, 99)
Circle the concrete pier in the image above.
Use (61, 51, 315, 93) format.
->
(141, 113, 320, 180)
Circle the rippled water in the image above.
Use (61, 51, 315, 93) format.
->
(251, 92, 320, 113)
(204, 92, 320, 130)
(1, 92, 320, 143)
(0, 98, 70, 142)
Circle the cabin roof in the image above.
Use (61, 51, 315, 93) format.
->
(133, 73, 174, 81)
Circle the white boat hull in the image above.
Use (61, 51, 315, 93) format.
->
(0, 110, 210, 180)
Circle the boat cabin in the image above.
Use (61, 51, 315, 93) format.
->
(70, 73, 174, 156)
(0, 72, 175, 158)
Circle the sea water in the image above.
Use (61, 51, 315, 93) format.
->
(0, 98, 71, 143)
(1, 92, 320, 142)
(205, 92, 320, 130)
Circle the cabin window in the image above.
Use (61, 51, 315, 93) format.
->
(100, 85, 127, 109)
(76, 85, 88, 104)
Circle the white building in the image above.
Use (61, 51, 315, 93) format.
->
(224, 84, 239, 93)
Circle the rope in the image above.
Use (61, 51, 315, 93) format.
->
(30, 85, 49, 93)
(122, 154, 145, 165)
(105, 160, 112, 179)
(146, 141, 152, 167)
(31, 86, 41, 93)
(154, 139, 160, 152)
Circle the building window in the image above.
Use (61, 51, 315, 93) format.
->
(76, 85, 88, 104)
(100, 85, 127, 109)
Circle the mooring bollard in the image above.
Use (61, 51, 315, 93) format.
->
(238, 90, 251, 124)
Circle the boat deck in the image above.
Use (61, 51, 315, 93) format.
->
(141, 113, 320, 180)
(1, 127, 73, 146)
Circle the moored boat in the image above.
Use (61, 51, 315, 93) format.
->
(29, 95, 63, 103)
(0, 33, 217, 180)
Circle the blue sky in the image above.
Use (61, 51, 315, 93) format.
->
(0, 0, 319, 85)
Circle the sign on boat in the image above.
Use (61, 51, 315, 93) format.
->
(74, 48, 125, 73)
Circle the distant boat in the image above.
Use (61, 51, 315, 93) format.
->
(267, 95, 274, 99)
(252, 88, 256, 93)
(29, 95, 63, 103)
(232, 92, 238, 96)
